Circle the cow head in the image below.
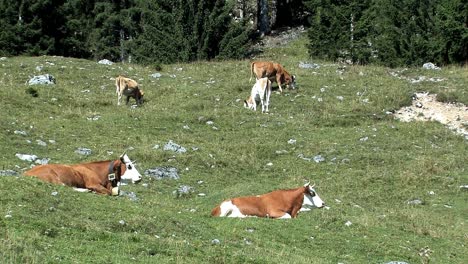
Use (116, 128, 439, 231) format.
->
(244, 96, 256, 110)
(302, 182, 325, 208)
(288, 75, 296, 89)
(119, 153, 142, 183)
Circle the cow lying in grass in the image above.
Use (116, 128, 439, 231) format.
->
(250, 61, 296, 93)
(115, 75, 144, 105)
(244, 77, 272, 113)
(211, 183, 325, 219)
(24, 153, 142, 195)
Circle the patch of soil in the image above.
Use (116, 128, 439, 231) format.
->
(394, 92, 468, 139)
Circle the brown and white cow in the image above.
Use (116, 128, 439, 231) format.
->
(244, 77, 272, 113)
(249, 61, 296, 93)
(115, 75, 144, 106)
(211, 183, 325, 219)
(24, 153, 142, 195)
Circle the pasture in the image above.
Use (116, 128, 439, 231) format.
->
(0, 36, 467, 263)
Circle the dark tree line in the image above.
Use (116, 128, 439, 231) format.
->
(305, 0, 467, 66)
(0, 0, 466, 66)
(0, 0, 253, 64)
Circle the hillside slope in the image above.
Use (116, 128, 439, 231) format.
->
(0, 36, 467, 263)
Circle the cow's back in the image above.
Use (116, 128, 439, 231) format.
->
(252, 61, 277, 79)
(24, 164, 86, 187)
(231, 196, 269, 217)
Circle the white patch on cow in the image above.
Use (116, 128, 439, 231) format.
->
(120, 154, 142, 183)
(278, 213, 292, 219)
(219, 200, 246, 218)
(302, 185, 325, 209)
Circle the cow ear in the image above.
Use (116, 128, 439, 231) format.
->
(120, 151, 127, 162)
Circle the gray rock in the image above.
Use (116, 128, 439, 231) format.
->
(120, 191, 139, 201)
(14, 130, 27, 136)
(0, 170, 18, 176)
(407, 199, 423, 205)
(35, 158, 50, 165)
(75, 147, 92, 155)
(36, 140, 47, 146)
(150, 73, 162, 78)
(164, 140, 187, 154)
(145, 166, 180, 180)
(297, 154, 312, 162)
(422, 62, 440, 70)
(385, 262, 409, 264)
(211, 239, 220, 245)
(28, 74, 56, 85)
(173, 185, 194, 197)
(15, 153, 38, 162)
(98, 59, 113, 65)
(313, 155, 325, 163)
(299, 62, 320, 69)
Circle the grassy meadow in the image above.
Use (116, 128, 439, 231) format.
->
(0, 36, 467, 263)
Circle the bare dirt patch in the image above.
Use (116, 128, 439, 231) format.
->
(394, 92, 468, 139)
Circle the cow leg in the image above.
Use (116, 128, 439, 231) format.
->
(73, 187, 91, 193)
(126, 96, 130, 105)
(264, 87, 271, 113)
(265, 94, 270, 113)
(117, 94, 122, 105)
(260, 97, 265, 113)
(86, 184, 112, 195)
(268, 210, 292, 219)
(276, 76, 283, 93)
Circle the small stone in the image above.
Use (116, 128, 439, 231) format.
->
(211, 239, 220, 245)
(407, 199, 423, 205)
(75, 148, 92, 155)
(313, 155, 325, 163)
(14, 130, 27, 136)
(15, 153, 38, 162)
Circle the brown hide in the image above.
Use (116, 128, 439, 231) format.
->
(250, 61, 294, 92)
(24, 160, 125, 195)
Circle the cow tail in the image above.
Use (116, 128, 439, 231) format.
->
(249, 62, 255, 82)
(211, 205, 221, 217)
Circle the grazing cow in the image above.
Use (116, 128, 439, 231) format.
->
(244, 77, 272, 113)
(24, 153, 142, 195)
(115, 75, 144, 106)
(250, 61, 296, 93)
(211, 183, 325, 219)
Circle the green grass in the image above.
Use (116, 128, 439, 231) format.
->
(0, 36, 467, 263)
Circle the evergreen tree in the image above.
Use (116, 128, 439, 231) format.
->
(306, 0, 467, 66)
(132, 0, 251, 64)
(61, 0, 96, 58)
(305, 0, 370, 63)
(0, 0, 22, 55)
(432, 0, 468, 65)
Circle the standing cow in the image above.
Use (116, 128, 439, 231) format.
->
(250, 61, 296, 93)
(244, 77, 272, 113)
(115, 75, 144, 106)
